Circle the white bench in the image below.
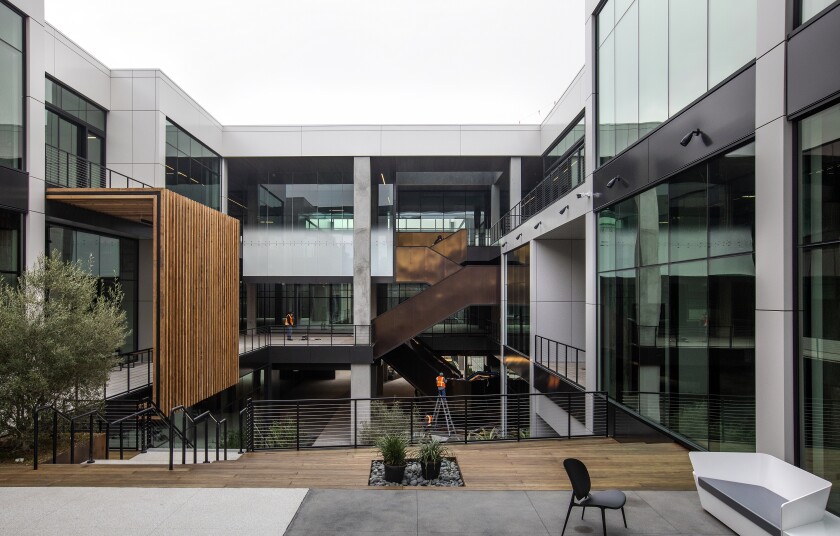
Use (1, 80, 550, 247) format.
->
(689, 452, 833, 536)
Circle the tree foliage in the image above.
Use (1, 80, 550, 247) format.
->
(0, 252, 129, 449)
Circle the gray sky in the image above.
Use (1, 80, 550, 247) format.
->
(44, 1, 585, 126)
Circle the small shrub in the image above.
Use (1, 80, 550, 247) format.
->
(467, 426, 499, 441)
(375, 433, 408, 466)
(359, 401, 411, 444)
(267, 418, 297, 448)
(415, 438, 448, 464)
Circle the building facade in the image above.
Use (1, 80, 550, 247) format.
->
(1, 0, 839, 513)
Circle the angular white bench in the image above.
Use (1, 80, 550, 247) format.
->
(689, 452, 832, 536)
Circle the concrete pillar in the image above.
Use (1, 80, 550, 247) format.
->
(246, 283, 257, 330)
(353, 157, 372, 333)
(491, 182, 501, 224)
(220, 158, 229, 215)
(351, 363, 373, 442)
(263, 366, 274, 400)
(25, 15, 46, 269)
(754, 0, 794, 461)
(509, 157, 522, 210)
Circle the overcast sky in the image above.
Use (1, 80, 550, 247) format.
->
(44, 1, 585, 126)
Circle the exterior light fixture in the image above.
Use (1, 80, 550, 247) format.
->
(576, 192, 595, 199)
(680, 129, 703, 147)
(559, 205, 569, 215)
(500, 242, 507, 247)
(516, 233, 523, 240)
(534, 221, 542, 229)
(606, 176, 624, 188)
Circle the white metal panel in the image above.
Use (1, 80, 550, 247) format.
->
(223, 127, 303, 157)
(50, 29, 110, 109)
(131, 111, 158, 164)
(301, 126, 382, 156)
(105, 111, 133, 164)
(460, 126, 541, 155)
(380, 126, 461, 155)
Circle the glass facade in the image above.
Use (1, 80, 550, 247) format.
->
(254, 283, 352, 327)
(543, 117, 585, 173)
(799, 0, 836, 25)
(599, 143, 756, 451)
(377, 283, 495, 337)
(0, 208, 21, 285)
(47, 225, 139, 352)
(165, 120, 221, 210)
(0, 1, 23, 170)
(597, 0, 756, 165)
(45, 79, 107, 187)
(397, 189, 488, 236)
(506, 244, 530, 355)
(798, 101, 840, 514)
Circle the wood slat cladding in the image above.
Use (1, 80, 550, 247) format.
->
(46, 188, 240, 413)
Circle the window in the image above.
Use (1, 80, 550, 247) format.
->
(799, 0, 837, 25)
(165, 120, 221, 210)
(598, 142, 756, 451)
(798, 101, 840, 514)
(506, 244, 530, 356)
(597, 0, 756, 165)
(0, 1, 23, 170)
(0, 208, 21, 285)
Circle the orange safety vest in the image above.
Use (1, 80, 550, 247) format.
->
(436, 376, 445, 388)
(285, 313, 294, 326)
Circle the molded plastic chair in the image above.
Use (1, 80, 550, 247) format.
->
(562, 458, 627, 536)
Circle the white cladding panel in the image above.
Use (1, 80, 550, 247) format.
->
(540, 67, 587, 153)
(46, 25, 110, 109)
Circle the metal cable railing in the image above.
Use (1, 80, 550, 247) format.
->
(533, 335, 586, 387)
(103, 348, 153, 399)
(242, 390, 608, 451)
(239, 324, 374, 355)
(489, 145, 585, 244)
(45, 145, 152, 189)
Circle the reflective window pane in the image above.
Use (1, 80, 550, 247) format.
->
(506, 244, 530, 356)
(598, 206, 617, 272)
(0, 34, 23, 169)
(800, 102, 840, 245)
(615, 196, 638, 270)
(669, 167, 707, 262)
(639, 184, 668, 266)
(800, 0, 835, 25)
(598, 32, 615, 165)
(614, 1, 639, 154)
(709, 143, 755, 256)
(598, 0, 615, 46)
(0, 2, 22, 51)
(668, 0, 707, 115)
(638, 0, 668, 136)
(709, 0, 756, 87)
(165, 119, 221, 210)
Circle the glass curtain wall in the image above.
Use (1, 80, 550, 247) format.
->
(397, 189, 489, 237)
(598, 143, 756, 451)
(0, 2, 23, 170)
(798, 101, 840, 514)
(799, 0, 836, 25)
(507, 244, 530, 355)
(47, 225, 139, 352)
(597, 0, 757, 165)
(165, 120, 221, 210)
(255, 283, 352, 327)
(0, 208, 21, 285)
(45, 78, 107, 187)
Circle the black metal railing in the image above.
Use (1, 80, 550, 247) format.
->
(103, 348, 153, 399)
(45, 144, 152, 189)
(168, 405, 227, 469)
(241, 390, 608, 451)
(533, 336, 586, 387)
(239, 324, 374, 355)
(489, 146, 585, 244)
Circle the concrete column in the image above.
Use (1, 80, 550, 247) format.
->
(220, 158, 229, 215)
(351, 363, 373, 442)
(509, 157, 522, 210)
(25, 16, 46, 269)
(753, 0, 794, 462)
(353, 157, 372, 331)
(246, 283, 257, 330)
(263, 366, 274, 400)
(491, 182, 501, 223)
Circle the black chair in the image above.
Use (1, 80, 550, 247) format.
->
(561, 458, 627, 536)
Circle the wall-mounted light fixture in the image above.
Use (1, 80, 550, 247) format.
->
(533, 221, 542, 229)
(606, 176, 625, 188)
(680, 129, 703, 147)
(559, 205, 569, 215)
(516, 233, 523, 240)
(576, 192, 595, 199)
(500, 242, 507, 248)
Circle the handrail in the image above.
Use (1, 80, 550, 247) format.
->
(168, 405, 226, 470)
(68, 408, 110, 465)
(33, 405, 72, 470)
(239, 324, 373, 355)
(45, 144, 153, 189)
(105, 347, 153, 399)
(534, 335, 586, 387)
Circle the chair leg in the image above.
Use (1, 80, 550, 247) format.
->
(621, 506, 627, 528)
(581, 506, 586, 519)
(561, 498, 574, 536)
(601, 508, 607, 536)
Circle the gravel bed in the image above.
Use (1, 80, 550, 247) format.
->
(368, 458, 464, 487)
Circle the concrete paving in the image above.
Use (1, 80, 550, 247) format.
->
(0, 487, 735, 535)
(0, 487, 307, 535)
(284, 489, 736, 536)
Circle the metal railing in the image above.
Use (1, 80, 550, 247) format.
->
(489, 146, 585, 244)
(45, 144, 152, 189)
(239, 324, 374, 355)
(33, 404, 111, 469)
(103, 348, 153, 399)
(534, 336, 586, 387)
(242, 390, 608, 451)
(619, 391, 756, 451)
(168, 405, 227, 469)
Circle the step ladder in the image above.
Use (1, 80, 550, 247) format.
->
(430, 392, 456, 437)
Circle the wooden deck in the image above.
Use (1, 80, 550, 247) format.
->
(0, 438, 695, 490)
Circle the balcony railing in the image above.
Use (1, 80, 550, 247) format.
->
(45, 144, 152, 189)
(533, 335, 586, 387)
(239, 324, 374, 355)
(490, 145, 584, 244)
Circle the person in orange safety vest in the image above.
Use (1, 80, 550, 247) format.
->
(436, 373, 446, 398)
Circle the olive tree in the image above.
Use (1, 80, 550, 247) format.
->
(0, 252, 129, 449)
